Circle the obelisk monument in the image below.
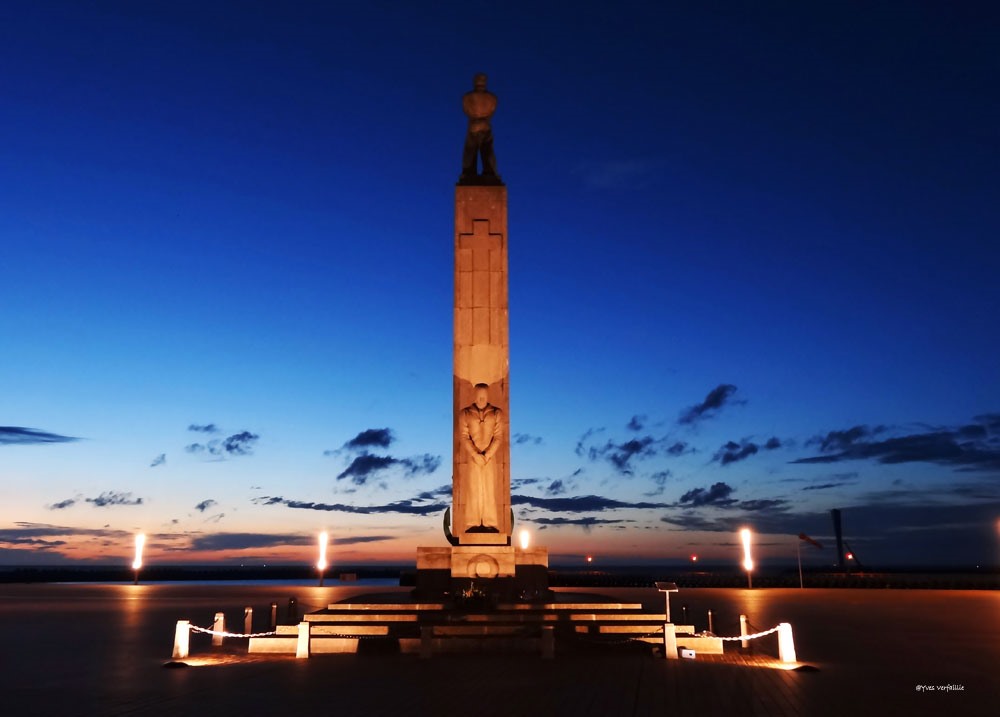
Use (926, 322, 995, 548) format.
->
(453, 72, 510, 549)
(415, 75, 546, 594)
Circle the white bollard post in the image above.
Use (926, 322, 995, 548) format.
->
(740, 614, 749, 649)
(295, 621, 310, 658)
(778, 622, 797, 663)
(663, 623, 678, 660)
(172, 620, 190, 659)
(212, 612, 225, 646)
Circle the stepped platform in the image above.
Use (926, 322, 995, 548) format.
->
(248, 593, 720, 658)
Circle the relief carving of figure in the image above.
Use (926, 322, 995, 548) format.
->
(459, 383, 502, 532)
(460, 73, 500, 183)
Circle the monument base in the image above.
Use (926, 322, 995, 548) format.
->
(414, 545, 549, 601)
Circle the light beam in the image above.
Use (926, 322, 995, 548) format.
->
(740, 528, 753, 588)
(317, 531, 328, 586)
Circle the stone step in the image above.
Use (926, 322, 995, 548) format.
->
(310, 638, 360, 654)
(311, 625, 390, 636)
(433, 625, 536, 637)
(566, 613, 666, 622)
(306, 613, 419, 623)
(325, 603, 446, 611)
(248, 636, 297, 653)
(306, 611, 667, 626)
(321, 602, 645, 614)
(496, 603, 643, 611)
(596, 625, 666, 634)
(676, 635, 725, 654)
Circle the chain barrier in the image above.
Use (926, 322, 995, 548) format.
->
(190, 625, 277, 639)
(718, 625, 781, 642)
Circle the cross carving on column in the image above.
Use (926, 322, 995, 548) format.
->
(458, 219, 503, 263)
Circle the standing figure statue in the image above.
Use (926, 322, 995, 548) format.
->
(459, 383, 503, 532)
(460, 73, 501, 183)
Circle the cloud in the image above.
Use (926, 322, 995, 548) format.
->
(49, 499, 76, 510)
(807, 425, 886, 452)
(256, 496, 447, 515)
(678, 384, 742, 425)
(713, 441, 759, 466)
(0, 537, 67, 549)
(195, 499, 217, 513)
(0, 522, 131, 542)
(511, 494, 668, 513)
(669, 482, 789, 516)
(679, 482, 736, 507)
(546, 480, 566, 496)
(626, 415, 647, 432)
(160, 532, 397, 552)
(574, 427, 605, 456)
(531, 516, 632, 531)
(150, 453, 166, 468)
(186, 430, 259, 458)
(188, 423, 219, 434)
(644, 470, 673, 496)
(222, 431, 258, 455)
(336, 452, 441, 485)
(792, 417, 1000, 471)
(332, 535, 393, 546)
(512, 478, 542, 490)
(414, 484, 452, 501)
(802, 482, 855, 491)
(712, 437, 782, 466)
(189, 532, 314, 551)
(589, 436, 657, 475)
(85, 491, 143, 507)
(659, 497, 1000, 566)
(0, 426, 79, 445)
(660, 498, 790, 531)
(735, 499, 788, 512)
(513, 433, 544, 446)
(344, 428, 395, 451)
(338, 454, 396, 483)
(666, 441, 693, 456)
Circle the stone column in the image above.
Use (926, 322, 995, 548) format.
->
(453, 184, 511, 546)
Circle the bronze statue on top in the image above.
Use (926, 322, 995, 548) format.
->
(459, 73, 502, 185)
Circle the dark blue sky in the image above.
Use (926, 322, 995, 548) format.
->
(2, 1, 998, 567)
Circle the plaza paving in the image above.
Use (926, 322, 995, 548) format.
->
(1, 583, 995, 715)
